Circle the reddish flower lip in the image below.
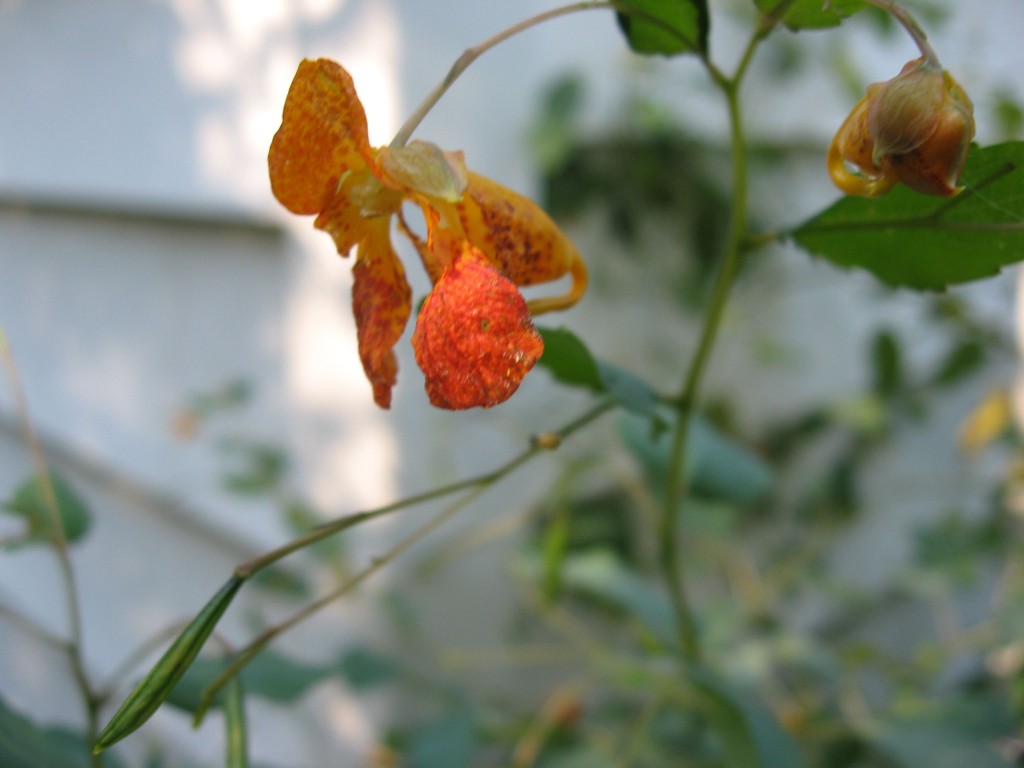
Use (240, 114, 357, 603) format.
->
(412, 247, 545, 410)
(268, 57, 588, 409)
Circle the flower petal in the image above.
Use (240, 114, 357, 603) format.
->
(352, 219, 412, 409)
(269, 58, 374, 215)
(315, 166, 401, 256)
(412, 246, 544, 410)
(828, 59, 975, 199)
(456, 172, 587, 314)
(398, 204, 446, 283)
(885, 71, 974, 197)
(827, 89, 896, 198)
(868, 58, 946, 158)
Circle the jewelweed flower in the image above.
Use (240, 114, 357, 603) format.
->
(269, 58, 587, 409)
(828, 57, 975, 198)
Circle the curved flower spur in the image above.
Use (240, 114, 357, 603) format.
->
(269, 58, 588, 409)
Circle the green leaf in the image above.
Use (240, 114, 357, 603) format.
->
(930, 339, 986, 387)
(2, 472, 91, 548)
(338, 646, 400, 691)
(755, 0, 866, 30)
(541, 502, 572, 601)
(284, 500, 347, 566)
(859, 696, 1013, 768)
(167, 649, 326, 713)
(0, 695, 92, 768)
(994, 90, 1024, 139)
(620, 410, 773, 506)
(596, 361, 661, 418)
(530, 74, 586, 171)
(560, 550, 675, 642)
(94, 576, 245, 753)
(537, 327, 603, 391)
(690, 667, 805, 768)
(218, 439, 287, 495)
(537, 327, 660, 417)
(616, 0, 708, 57)
(539, 745, 618, 768)
(405, 709, 477, 768)
(793, 142, 1024, 290)
(241, 650, 325, 702)
(186, 378, 252, 418)
(870, 330, 903, 397)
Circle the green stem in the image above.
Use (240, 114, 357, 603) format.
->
(196, 484, 490, 723)
(390, 0, 703, 148)
(0, 600, 70, 651)
(858, 0, 941, 67)
(658, 38, 763, 664)
(234, 476, 497, 579)
(193, 400, 615, 720)
(390, 2, 613, 147)
(234, 400, 614, 580)
(0, 332, 103, 766)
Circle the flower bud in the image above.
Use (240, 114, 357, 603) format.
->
(829, 57, 975, 198)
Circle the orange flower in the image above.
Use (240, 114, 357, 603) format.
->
(828, 57, 975, 198)
(269, 59, 587, 409)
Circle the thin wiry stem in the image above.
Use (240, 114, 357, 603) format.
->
(858, 0, 941, 66)
(390, 2, 613, 148)
(0, 599, 71, 651)
(0, 331, 103, 766)
(391, 0, 705, 148)
(192, 399, 616, 721)
(233, 400, 615, 580)
(196, 484, 490, 721)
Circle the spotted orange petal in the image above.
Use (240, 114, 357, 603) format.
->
(352, 218, 412, 409)
(455, 172, 587, 314)
(412, 246, 543, 410)
(315, 166, 402, 256)
(269, 58, 375, 215)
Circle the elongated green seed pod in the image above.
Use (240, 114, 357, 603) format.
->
(94, 576, 244, 753)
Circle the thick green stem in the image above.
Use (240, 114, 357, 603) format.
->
(658, 61, 756, 664)
(654, 0, 802, 665)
